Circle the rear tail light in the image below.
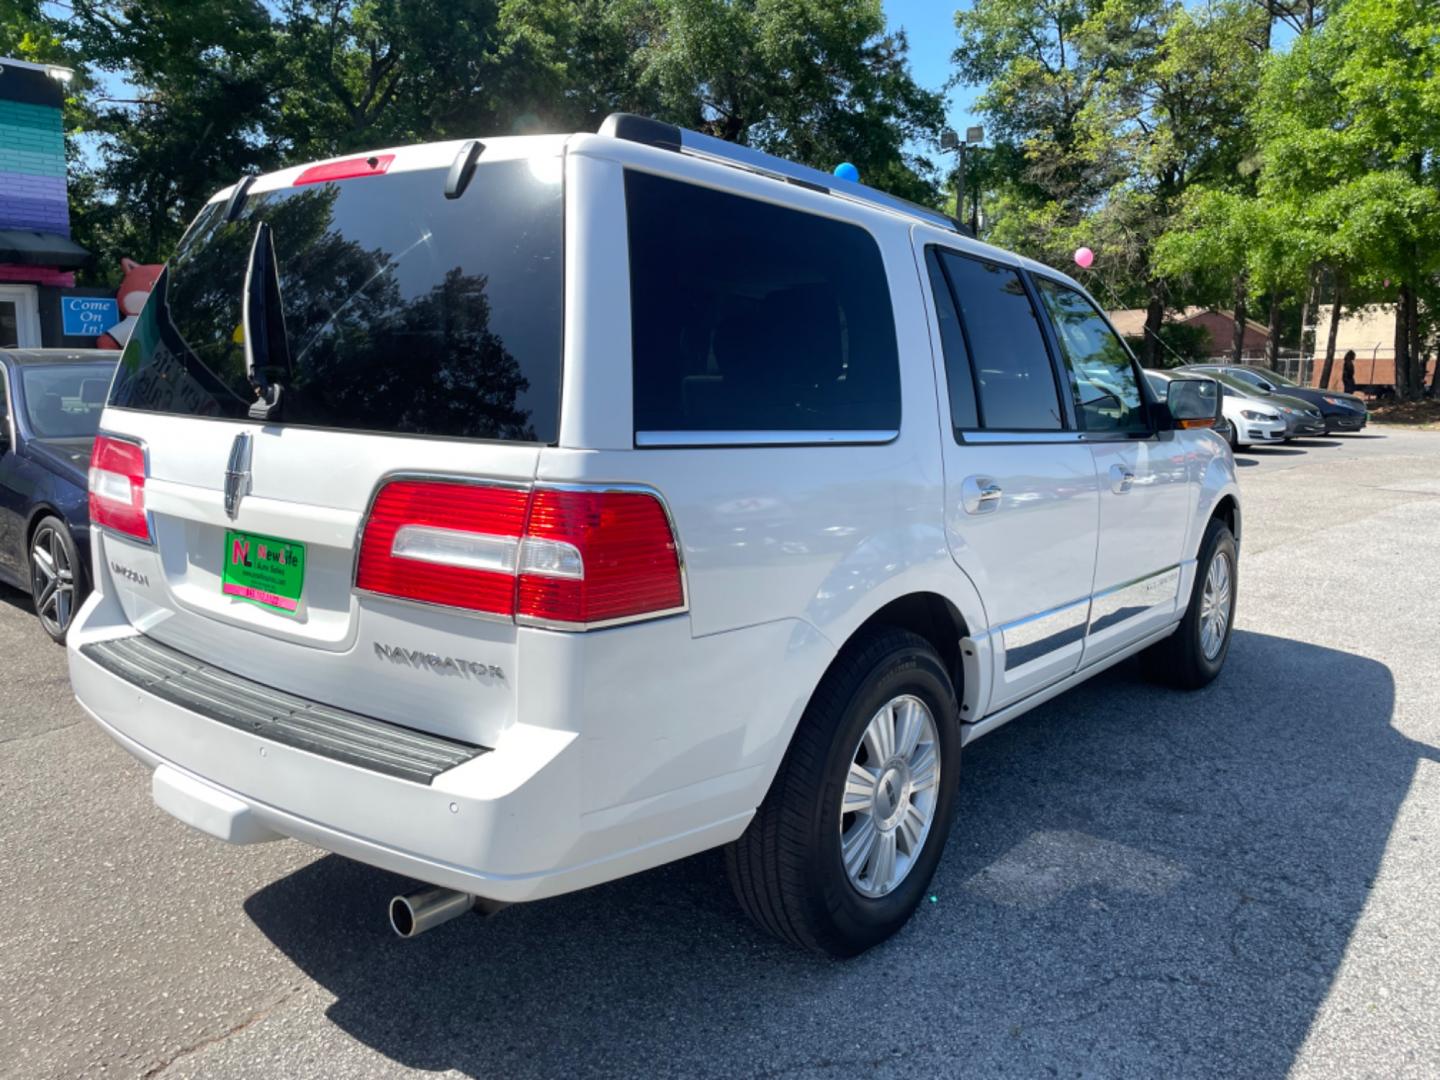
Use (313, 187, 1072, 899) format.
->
(89, 435, 150, 541)
(355, 480, 684, 629)
(518, 489, 685, 626)
(355, 481, 529, 616)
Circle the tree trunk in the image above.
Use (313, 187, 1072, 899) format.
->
(1406, 287, 1422, 396)
(1431, 327, 1440, 397)
(1318, 271, 1344, 391)
(1265, 288, 1282, 368)
(1231, 277, 1248, 363)
(1394, 289, 1412, 399)
(1142, 292, 1165, 368)
(1298, 266, 1318, 381)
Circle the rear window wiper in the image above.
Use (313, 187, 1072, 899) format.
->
(242, 221, 292, 421)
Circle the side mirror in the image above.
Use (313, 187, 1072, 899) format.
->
(1257, 381, 1274, 393)
(1167, 378, 1218, 429)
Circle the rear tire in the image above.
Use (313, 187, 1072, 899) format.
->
(1145, 517, 1237, 689)
(725, 628, 961, 957)
(29, 516, 81, 645)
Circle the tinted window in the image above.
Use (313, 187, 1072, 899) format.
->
(110, 159, 564, 442)
(21, 362, 117, 438)
(626, 171, 900, 433)
(1034, 278, 1148, 435)
(934, 250, 1062, 430)
(924, 249, 979, 430)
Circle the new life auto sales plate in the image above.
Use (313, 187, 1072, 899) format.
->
(222, 529, 306, 615)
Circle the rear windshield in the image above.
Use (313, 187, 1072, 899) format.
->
(22, 362, 116, 438)
(109, 158, 564, 442)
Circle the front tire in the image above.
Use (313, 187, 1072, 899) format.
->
(30, 516, 81, 645)
(726, 628, 961, 957)
(1145, 517, 1237, 689)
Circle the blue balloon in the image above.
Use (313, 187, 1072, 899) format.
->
(832, 162, 860, 183)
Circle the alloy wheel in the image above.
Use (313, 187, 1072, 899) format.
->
(839, 694, 941, 898)
(1200, 550, 1232, 661)
(30, 523, 75, 639)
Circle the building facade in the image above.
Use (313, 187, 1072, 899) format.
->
(0, 56, 113, 348)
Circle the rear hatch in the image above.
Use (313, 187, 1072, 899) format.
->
(93, 139, 566, 746)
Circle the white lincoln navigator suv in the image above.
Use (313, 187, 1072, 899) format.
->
(69, 115, 1240, 956)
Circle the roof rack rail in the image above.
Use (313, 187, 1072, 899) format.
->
(598, 113, 966, 236)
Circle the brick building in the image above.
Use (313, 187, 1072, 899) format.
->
(0, 56, 113, 348)
(1107, 306, 1270, 358)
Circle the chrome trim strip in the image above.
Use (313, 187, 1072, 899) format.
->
(960, 430, 1084, 445)
(1000, 598, 1090, 670)
(635, 430, 897, 448)
(1086, 566, 1181, 635)
(963, 621, 1180, 746)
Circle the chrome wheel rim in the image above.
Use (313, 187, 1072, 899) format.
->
(30, 524, 75, 638)
(1200, 550, 1232, 661)
(839, 694, 941, 899)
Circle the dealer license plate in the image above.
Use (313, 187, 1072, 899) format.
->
(222, 530, 306, 615)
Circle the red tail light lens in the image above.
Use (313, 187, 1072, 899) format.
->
(354, 480, 684, 628)
(518, 489, 684, 626)
(355, 481, 529, 615)
(89, 435, 150, 541)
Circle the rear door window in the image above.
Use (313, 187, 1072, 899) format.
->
(931, 250, 1063, 431)
(626, 171, 900, 436)
(109, 159, 564, 443)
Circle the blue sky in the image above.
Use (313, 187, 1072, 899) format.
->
(883, 0, 981, 149)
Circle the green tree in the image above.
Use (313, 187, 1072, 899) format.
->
(957, 0, 1264, 365)
(1250, 0, 1440, 397)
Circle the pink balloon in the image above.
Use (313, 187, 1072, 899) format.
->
(1074, 247, 1094, 269)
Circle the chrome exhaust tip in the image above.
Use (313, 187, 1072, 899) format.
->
(388, 887, 476, 939)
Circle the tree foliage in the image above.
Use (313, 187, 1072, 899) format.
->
(26, 0, 942, 283)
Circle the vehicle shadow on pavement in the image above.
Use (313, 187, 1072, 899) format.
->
(0, 581, 33, 614)
(245, 630, 1437, 1077)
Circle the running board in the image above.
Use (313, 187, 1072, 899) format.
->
(960, 622, 1181, 747)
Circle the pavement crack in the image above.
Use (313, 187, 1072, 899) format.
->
(0, 719, 84, 745)
(140, 986, 303, 1079)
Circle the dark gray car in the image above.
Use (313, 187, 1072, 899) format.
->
(1190, 363, 1367, 434)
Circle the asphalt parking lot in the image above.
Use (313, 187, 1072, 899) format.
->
(4, 429, 1440, 1079)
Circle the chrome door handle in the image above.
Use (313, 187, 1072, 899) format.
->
(962, 476, 1003, 514)
(1109, 464, 1135, 494)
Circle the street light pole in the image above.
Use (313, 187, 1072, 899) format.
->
(941, 126, 985, 237)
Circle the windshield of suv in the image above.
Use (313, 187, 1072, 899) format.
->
(21, 362, 117, 438)
(108, 157, 564, 443)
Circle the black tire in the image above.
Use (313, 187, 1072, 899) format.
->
(725, 627, 961, 957)
(29, 515, 82, 645)
(1145, 517, 1237, 689)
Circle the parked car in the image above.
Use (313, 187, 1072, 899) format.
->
(1191, 363, 1368, 433)
(1204, 371, 1310, 449)
(68, 117, 1241, 957)
(1143, 370, 1233, 445)
(0, 349, 118, 642)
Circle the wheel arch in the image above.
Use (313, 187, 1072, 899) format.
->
(1208, 492, 1241, 547)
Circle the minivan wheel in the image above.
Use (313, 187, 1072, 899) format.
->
(1144, 517, 1237, 689)
(725, 628, 961, 957)
(30, 516, 81, 645)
